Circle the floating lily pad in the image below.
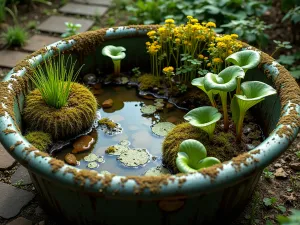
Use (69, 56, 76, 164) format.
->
(155, 99, 164, 103)
(97, 156, 105, 163)
(119, 140, 130, 146)
(154, 102, 164, 108)
(141, 105, 156, 115)
(100, 170, 111, 175)
(118, 148, 150, 167)
(144, 166, 171, 176)
(151, 122, 176, 137)
(106, 144, 129, 156)
(87, 162, 98, 169)
(84, 153, 98, 162)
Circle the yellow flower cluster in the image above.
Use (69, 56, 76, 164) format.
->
(209, 34, 243, 69)
(146, 41, 161, 54)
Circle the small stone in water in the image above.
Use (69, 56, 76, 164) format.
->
(102, 99, 114, 108)
(83, 73, 97, 84)
(72, 135, 95, 154)
(84, 153, 98, 162)
(64, 153, 77, 166)
(166, 103, 174, 109)
(88, 162, 98, 169)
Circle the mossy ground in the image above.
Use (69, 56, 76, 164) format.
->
(24, 131, 52, 152)
(23, 82, 97, 140)
(162, 122, 248, 172)
(98, 118, 117, 129)
(138, 74, 161, 91)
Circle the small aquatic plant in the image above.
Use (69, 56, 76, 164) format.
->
(102, 45, 126, 76)
(225, 50, 261, 94)
(176, 139, 221, 173)
(231, 81, 276, 142)
(184, 106, 221, 140)
(204, 66, 245, 131)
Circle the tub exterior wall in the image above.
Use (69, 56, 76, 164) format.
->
(30, 170, 262, 225)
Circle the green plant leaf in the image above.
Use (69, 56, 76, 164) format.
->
(204, 66, 244, 92)
(225, 50, 261, 73)
(191, 77, 218, 106)
(176, 139, 220, 173)
(184, 106, 221, 139)
(101, 45, 126, 61)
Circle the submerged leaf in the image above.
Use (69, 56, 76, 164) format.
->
(226, 50, 261, 72)
(118, 148, 150, 167)
(151, 122, 176, 137)
(141, 105, 157, 115)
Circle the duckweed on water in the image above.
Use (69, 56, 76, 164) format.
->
(141, 105, 157, 115)
(118, 148, 150, 167)
(151, 122, 176, 137)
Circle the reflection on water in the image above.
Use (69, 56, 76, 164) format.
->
(55, 85, 186, 176)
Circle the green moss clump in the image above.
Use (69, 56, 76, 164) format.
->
(138, 74, 161, 90)
(105, 146, 116, 154)
(162, 122, 238, 172)
(25, 131, 52, 152)
(23, 83, 97, 140)
(98, 118, 117, 129)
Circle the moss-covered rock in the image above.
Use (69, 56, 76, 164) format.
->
(138, 74, 161, 91)
(162, 122, 238, 172)
(23, 83, 97, 140)
(24, 131, 52, 152)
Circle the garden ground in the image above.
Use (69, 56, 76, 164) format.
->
(0, 0, 299, 224)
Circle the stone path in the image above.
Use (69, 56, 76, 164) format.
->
(0, 0, 112, 224)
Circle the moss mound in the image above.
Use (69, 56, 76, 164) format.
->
(162, 122, 241, 172)
(23, 83, 97, 140)
(138, 74, 161, 90)
(25, 131, 52, 152)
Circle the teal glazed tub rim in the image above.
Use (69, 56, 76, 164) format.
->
(0, 25, 299, 200)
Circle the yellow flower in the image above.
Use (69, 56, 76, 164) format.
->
(212, 58, 223, 64)
(231, 34, 238, 39)
(147, 31, 156, 37)
(163, 66, 174, 73)
(207, 63, 211, 67)
(204, 57, 208, 60)
(158, 27, 166, 33)
(198, 54, 204, 59)
(217, 42, 226, 48)
(187, 16, 193, 20)
(191, 19, 198, 23)
(165, 19, 175, 24)
(146, 42, 151, 46)
(206, 22, 216, 28)
(175, 38, 181, 44)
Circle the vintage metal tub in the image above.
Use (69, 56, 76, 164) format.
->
(0, 26, 299, 225)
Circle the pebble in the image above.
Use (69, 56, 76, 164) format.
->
(102, 99, 114, 108)
(83, 73, 97, 84)
(72, 135, 95, 154)
(166, 103, 174, 109)
(274, 163, 282, 168)
(64, 153, 77, 165)
(274, 168, 288, 179)
(290, 162, 300, 171)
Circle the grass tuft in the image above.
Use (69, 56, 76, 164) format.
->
(1, 26, 28, 47)
(29, 54, 83, 109)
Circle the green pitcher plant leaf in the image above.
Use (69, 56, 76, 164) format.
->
(231, 81, 277, 141)
(191, 77, 217, 107)
(225, 50, 261, 73)
(203, 66, 244, 131)
(184, 106, 221, 140)
(102, 45, 126, 75)
(176, 139, 221, 173)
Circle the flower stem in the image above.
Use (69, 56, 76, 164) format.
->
(236, 78, 241, 95)
(113, 60, 121, 76)
(220, 91, 229, 131)
(236, 110, 245, 142)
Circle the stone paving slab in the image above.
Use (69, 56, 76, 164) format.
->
(0, 182, 35, 219)
(59, 3, 108, 17)
(73, 0, 112, 6)
(37, 16, 94, 34)
(7, 217, 32, 225)
(23, 35, 61, 52)
(0, 50, 29, 68)
(0, 143, 16, 170)
(11, 166, 32, 185)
